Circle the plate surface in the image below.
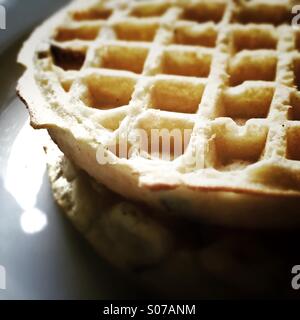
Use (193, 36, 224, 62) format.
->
(0, 0, 143, 300)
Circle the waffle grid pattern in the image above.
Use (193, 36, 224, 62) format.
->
(33, 0, 300, 194)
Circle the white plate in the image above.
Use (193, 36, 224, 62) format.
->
(0, 0, 144, 300)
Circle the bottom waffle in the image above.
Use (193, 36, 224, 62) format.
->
(45, 138, 300, 298)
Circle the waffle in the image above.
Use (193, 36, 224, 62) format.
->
(18, 0, 300, 225)
(45, 138, 298, 298)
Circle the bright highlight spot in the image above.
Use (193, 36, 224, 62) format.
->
(20, 208, 48, 234)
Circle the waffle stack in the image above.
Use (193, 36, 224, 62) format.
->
(16, 0, 300, 298)
(45, 138, 298, 298)
(18, 0, 300, 223)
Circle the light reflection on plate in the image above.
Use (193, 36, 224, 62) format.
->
(20, 207, 47, 234)
(4, 120, 48, 234)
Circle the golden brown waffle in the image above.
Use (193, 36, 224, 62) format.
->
(17, 0, 300, 225)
